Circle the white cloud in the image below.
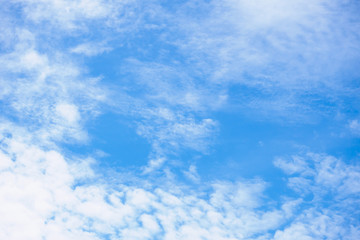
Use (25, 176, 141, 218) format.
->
(70, 42, 112, 56)
(0, 25, 107, 144)
(274, 208, 360, 240)
(0, 127, 300, 240)
(274, 156, 310, 175)
(184, 164, 200, 182)
(274, 153, 360, 239)
(143, 156, 167, 173)
(120, 59, 228, 112)
(1, 118, 359, 240)
(180, 0, 360, 83)
(276, 153, 360, 198)
(136, 111, 217, 150)
(19, 0, 111, 30)
(136, 115, 218, 171)
(163, 0, 360, 119)
(349, 119, 360, 136)
(55, 103, 80, 124)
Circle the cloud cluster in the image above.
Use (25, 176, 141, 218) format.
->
(0, 127, 280, 240)
(0, 30, 106, 144)
(0, 0, 114, 146)
(274, 153, 360, 239)
(1, 124, 359, 239)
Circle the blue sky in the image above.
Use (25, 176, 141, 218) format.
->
(1, 0, 360, 239)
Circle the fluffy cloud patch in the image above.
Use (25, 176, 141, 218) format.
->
(274, 153, 360, 240)
(2, 125, 358, 239)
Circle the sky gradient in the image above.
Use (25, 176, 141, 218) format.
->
(1, 0, 360, 239)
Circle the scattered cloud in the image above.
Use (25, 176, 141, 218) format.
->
(1, 1, 359, 239)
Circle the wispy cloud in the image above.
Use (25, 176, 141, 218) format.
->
(114, 60, 223, 170)
(18, 0, 113, 30)
(160, 0, 360, 119)
(70, 42, 112, 56)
